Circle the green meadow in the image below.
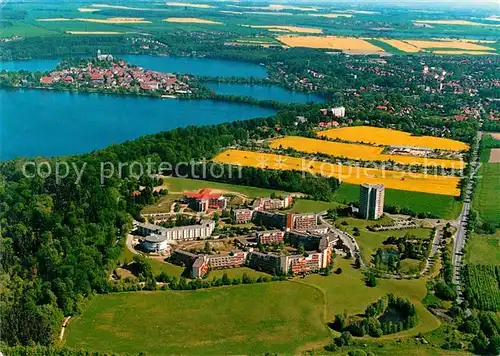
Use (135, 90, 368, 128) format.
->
(333, 183, 463, 220)
(66, 258, 440, 355)
(65, 282, 330, 355)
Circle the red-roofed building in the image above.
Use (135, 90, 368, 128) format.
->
(64, 76, 74, 83)
(40, 76, 54, 85)
(184, 189, 228, 212)
(90, 73, 104, 84)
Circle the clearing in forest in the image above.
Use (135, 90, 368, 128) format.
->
(270, 136, 464, 168)
(214, 149, 461, 196)
(163, 17, 222, 24)
(276, 35, 383, 52)
(318, 126, 469, 151)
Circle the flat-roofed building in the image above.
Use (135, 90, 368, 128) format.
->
(286, 213, 318, 231)
(256, 230, 284, 245)
(247, 251, 282, 275)
(208, 251, 247, 269)
(140, 234, 170, 253)
(231, 208, 253, 223)
(137, 220, 215, 242)
(359, 184, 385, 220)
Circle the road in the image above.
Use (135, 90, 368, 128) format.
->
(319, 215, 366, 269)
(452, 130, 482, 301)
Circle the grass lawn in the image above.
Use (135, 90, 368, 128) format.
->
(162, 177, 287, 198)
(119, 243, 185, 278)
(207, 267, 270, 279)
(334, 183, 462, 220)
(296, 259, 440, 340)
(465, 231, 500, 265)
(335, 217, 432, 265)
(65, 283, 330, 355)
(141, 194, 182, 214)
(285, 198, 342, 213)
(473, 162, 500, 225)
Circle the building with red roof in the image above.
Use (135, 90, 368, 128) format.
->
(40, 76, 54, 85)
(184, 189, 228, 212)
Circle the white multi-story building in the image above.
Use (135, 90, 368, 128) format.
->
(359, 184, 385, 220)
(330, 106, 346, 118)
(136, 220, 216, 242)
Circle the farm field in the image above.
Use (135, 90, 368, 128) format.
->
(308, 13, 353, 18)
(473, 162, 500, 224)
(276, 35, 384, 52)
(165, 2, 213, 8)
(243, 25, 323, 34)
(334, 217, 432, 265)
(214, 150, 461, 196)
(318, 126, 469, 151)
(379, 39, 421, 53)
(161, 177, 287, 198)
(270, 136, 464, 168)
(163, 18, 222, 25)
(37, 17, 152, 24)
(413, 20, 500, 27)
(433, 51, 497, 55)
(465, 232, 500, 265)
(462, 264, 500, 312)
(332, 183, 462, 219)
(284, 199, 342, 213)
(65, 283, 330, 355)
(404, 39, 496, 51)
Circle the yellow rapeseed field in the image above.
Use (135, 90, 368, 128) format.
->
(276, 35, 383, 52)
(318, 126, 469, 151)
(433, 50, 497, 55)
(244, 25, 322, 33)
(404, 39, 495, 51)
(214, 150, 461, 196)
(432, 38, 497, 44)
(270, 136, 464, 169)
(379, 39, 421, 52)
(166, 2, 213, 8)
(164, 17, 222, 24)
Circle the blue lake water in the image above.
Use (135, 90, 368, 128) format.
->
(0, 58, 60, 72)
(0, 89, 276, 160)
(207, 83, 324, 103)
(122, 55, 268, 78)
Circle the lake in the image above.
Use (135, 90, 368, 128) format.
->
(0, 58, 61, 72)
(122, 55, 268, 78)
(0, 89, 276, 160)
(206, 83, 324, 103)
